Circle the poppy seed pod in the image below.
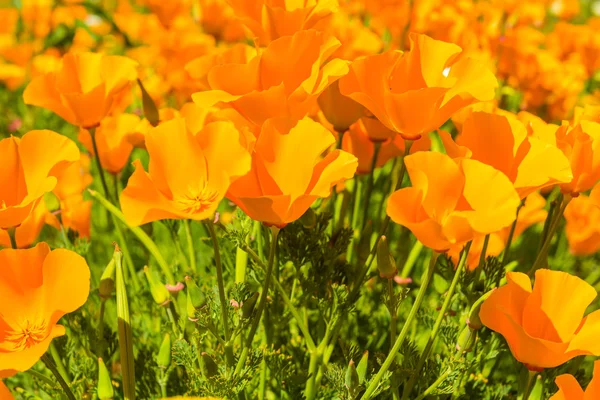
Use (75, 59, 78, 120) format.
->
(356, 351, 369, 384)
(97, 358, 114, 400)
(377, 236, 397, 279)
(157, 334, 172, 369)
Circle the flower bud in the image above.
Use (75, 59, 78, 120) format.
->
(377, 236, 397, 279)
(144, 266, 170, 306)
(99, 259, 116, 301)
(456, 326, 477, 353)
(356, 350, 369, 384)
(345, 360, 359, 395)
(185, 276, 206, 309)
(357, 221, 373, 266)
(201, 352, 219, 378)
(157, 333, 171, 369)
(300, 208, 317, 229)
(242, 292, 260, 319)
(97, 358, 114, 400)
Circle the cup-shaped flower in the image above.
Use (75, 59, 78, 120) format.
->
(550, 359, 600, 400)
(227, 117, 358, 227)
(192, 29, 349, 127)
(120, 117, 251, 226)
(23, 52, 138, 129)
(0, 243, 90, 374)
(0, 130, 80, 229)
(0, 201, 58, 249)
(78, 113, 141, 174)
(556, 121, 600, 195)
(227, 0, 338, 45)
(564, 193, 600, 256)
(440, 111, 573, 198)
(318, 80, 365, 133)
(339, 33, 498, 140)
(386, 151, 520, 252)
(480, 269, 600, 370)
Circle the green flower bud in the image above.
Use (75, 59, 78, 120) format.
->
(97, 358, 114, 400)
(345, 360, 359, 395)
(144, 266, 170, 306)
(185, 276, 205, 309)
(99, 259, 116, 301)
(377, 236, 397, 279)
(356, 351, 369, 384)
(357, 221, 373, 266)
(201, 352, 219, 378)
(456, 326, 477, 353)
(157, 333, 171, 369)
(300, 208, 317, 229)
(242, 292, 259, 319)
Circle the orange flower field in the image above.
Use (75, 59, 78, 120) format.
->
(4, 0, 600, 399)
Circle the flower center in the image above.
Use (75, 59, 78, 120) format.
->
(175, 185, 219, 214)
(4, 319, 49, 351)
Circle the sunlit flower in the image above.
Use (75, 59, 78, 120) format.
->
(480, 269, 600, 370)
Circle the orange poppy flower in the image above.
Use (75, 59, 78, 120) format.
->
(227, 0, 338, 45)
(0, 243, 90, 373)
(227, 117, 358, 227)
(0, 130, 80, 230)
(23, 52, 138, 129)
(447, 192, 547, 270)
(440, 111, 573, 198)
(0, 380, 12, 399)
(339, 33, 497, 140)
(192, 29, 349, 127)
(78, 113, 141, 174)
(479, 269, 600, 370)
(386, 151, 520, 252)
(556, 121, 600, 195)
(318, 80, 366, 133)
(342, 119, 430, 174)
(120, 117, 252, 226)
(564, 193, 600, 256)
(550, 359, 600, 400)
(0, 200, 59, 249)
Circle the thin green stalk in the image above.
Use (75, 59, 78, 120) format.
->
(26, 368, 57, 388)
(387, 279, 400, 400)
(361, 252, 440, 400)
(159, 370, 168, 398)
(401, 242, 472, 400)
(7, 227, 17, 249)
(235, 227, 280, 376)
(184, 220, 197, 273)
(89, 189, 174, 283)
(400, 240, 423, 278)
(473, 234, 490, 286)
(114, 247, 136, 400)
(497, 201, 524, 287)
(258, 348, 268, 399)
(520, 371, 537, 400)
(414, 368, 451, 400)
(89, 127, 114, 204)
(238, 243, 316, 351)
(41, 353, 76, 400)
(97, 300, 106, 347)
(361, 142, 382, 229)
(529, 195, 571, 275)
(50, 343, 71, 384)
(205, 221, 232, 364)
(305, 346, 323, 399)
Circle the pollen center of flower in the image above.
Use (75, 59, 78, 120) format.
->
(175, 185, 219, 214)
(4, 319, 49, 351)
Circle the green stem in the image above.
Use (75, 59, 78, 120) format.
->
(50, 342, 71, 384)
(41, 353, 76, 400)
(184, 220, 197, 273)
(166, 304, 180, 337)
(305, 346, 323, 399)
(401, 242, 472, 400)
(97, 300, 106, 348)
(88, 189, 174, 283)
(400, 240, 423, 278)
(89, 127, 114, 204)
(414, 368, 451, 400)
(361, 142, 382, 229)
(520, 370, 537, 400)
(235, 246, 249, 284)
(497, 201, 524, 287)
(26, 368, 58, 388)
(361, 252, 439, 400)
(235, 226, 280, 376)
(7, 227, 17, 249)
(205, 222, 231, 345)
(238, 243, 316, 351)
(387, 278, 400, 400)
(529, 195, 570, 275)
